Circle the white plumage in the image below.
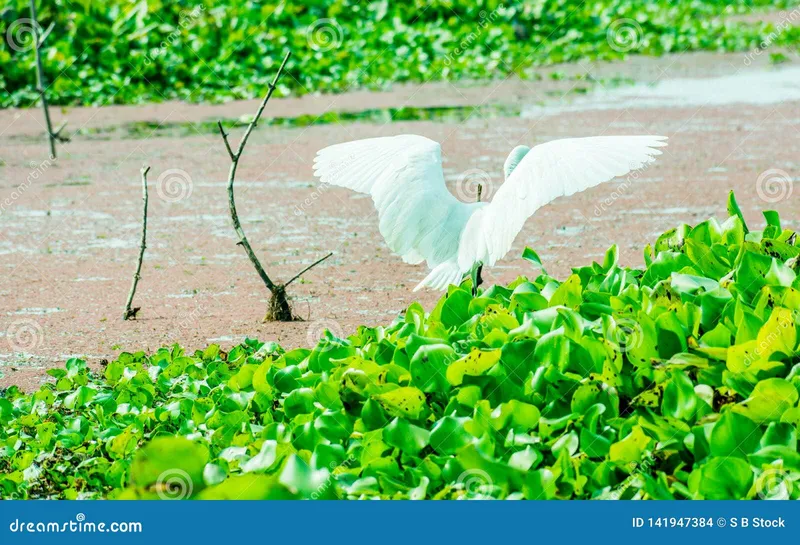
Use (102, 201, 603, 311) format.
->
(313, 134, 667, 291)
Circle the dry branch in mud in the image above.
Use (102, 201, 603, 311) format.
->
(123, 166, 150, 320)
(217, 50, 332, 322)
(29, 0, 68, 159)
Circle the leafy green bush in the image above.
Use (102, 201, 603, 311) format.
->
(2, 0, 799, 107)
(3, 195, 800, 500)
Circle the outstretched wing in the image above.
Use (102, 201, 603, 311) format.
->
(458, 135, 668, 270)
(313, 135, 478, 281)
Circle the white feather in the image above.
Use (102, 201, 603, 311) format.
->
(457, 136, 668, 270)
(313, 134, 667, 291)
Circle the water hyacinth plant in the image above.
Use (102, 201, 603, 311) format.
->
(2, 194, 800, 500)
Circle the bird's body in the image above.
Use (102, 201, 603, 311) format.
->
(313, 134, 667, 291)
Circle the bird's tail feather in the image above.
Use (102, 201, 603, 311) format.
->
(413, 261, 464, 292)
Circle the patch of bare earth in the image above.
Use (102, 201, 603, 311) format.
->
(2, 51, 799, 390)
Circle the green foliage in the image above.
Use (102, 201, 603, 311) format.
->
(4, 200, 800, 499)
(2, 0, 800, 107)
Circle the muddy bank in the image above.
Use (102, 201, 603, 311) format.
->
(2, 51, 800, 390)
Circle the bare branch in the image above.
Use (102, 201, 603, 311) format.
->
(29, 0, 59, 159)
(124, 166, 150, 320)
(284, 252, 334, 287)
(217, 121, 236, 161)
(52, 120, 69, 142)
(233, 51, 291, 157)
(220, 52, 292, 296)
(37, 21, 54, 47)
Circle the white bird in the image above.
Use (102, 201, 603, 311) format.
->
(313, 134, 667, 292)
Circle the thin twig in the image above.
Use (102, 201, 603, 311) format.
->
(29, 0, 64, 158)
(37, 21, 54, 47)
(218, 51, 291, 295)
(232, 51, 291, 158)
(284, 252, 334, 287)
(52, 120, 69, 142)
(217, 121, 235, 161)
(124, 166, 150, 320)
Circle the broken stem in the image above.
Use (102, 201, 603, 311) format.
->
(473, 183, 484, 295)
(218, 51, 332, 321)
(218, 51, 287, 307)
(124, 166, 150, 320)
(29, 0, 63, 158)
(284, 252, 334, 287)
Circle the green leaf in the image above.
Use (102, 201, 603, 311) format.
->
(727, 190, 749, 234)
(522, 247, 546, 273)
(735, 378, 799, 423)
(130, 437, 209, 496)
(445, 348, 502, 385)
(383, 418, 430, 454)
(710, 411, 760, 458)
(696, 457, 753, 499)
(374, 387, 428, 420)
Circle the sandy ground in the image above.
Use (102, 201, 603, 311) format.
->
(2, 49, 800, 390)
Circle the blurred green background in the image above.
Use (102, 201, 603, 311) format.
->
(2, 0, 799, 108)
